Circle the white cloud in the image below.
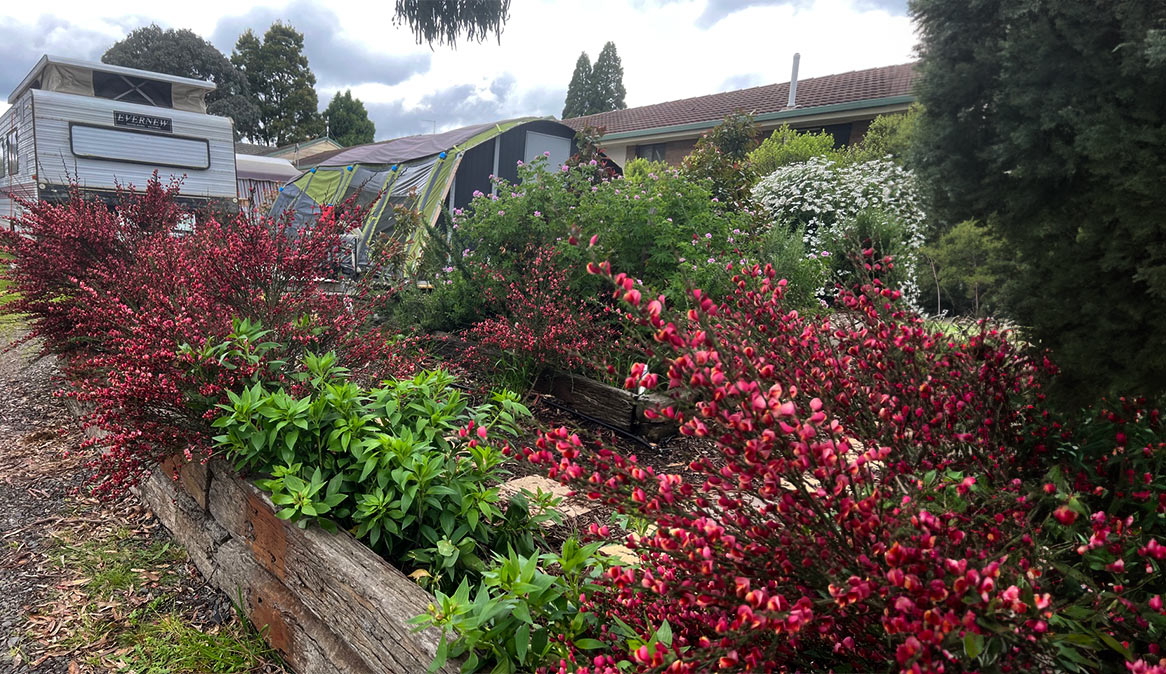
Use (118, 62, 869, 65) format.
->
(0, 0, 916, 139)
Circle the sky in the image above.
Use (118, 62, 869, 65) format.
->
(0, 0, 916, 142)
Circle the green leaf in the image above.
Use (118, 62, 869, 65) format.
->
(428, 633, 448, 673)
(655, 620, 673, 647)
(964, 632, 983, 660)
(515, 623, 530, 663)
(573, 638, 606, 650)
(1098, 632, 1131, 660)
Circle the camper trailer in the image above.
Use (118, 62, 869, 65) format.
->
(0, 55, 237, 221)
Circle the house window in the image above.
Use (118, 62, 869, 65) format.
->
(635, 143, 666, 162)
(5, 130, 17, 176)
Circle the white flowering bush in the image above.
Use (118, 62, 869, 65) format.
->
(751, 156, 926, 302)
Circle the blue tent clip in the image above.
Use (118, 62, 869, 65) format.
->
(310, 168, 317, 173)
(391, 165, 398, 171)
(439, 152, 447, 159)
(347, 165, 353, 171)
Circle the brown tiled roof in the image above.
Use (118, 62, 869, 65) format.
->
(564, 62, 917, 136)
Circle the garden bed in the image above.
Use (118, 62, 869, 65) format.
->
(135, 457, 457, 674)
(66, 401, 456, 674)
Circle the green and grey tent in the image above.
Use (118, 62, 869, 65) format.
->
(268, 117, 578, 273)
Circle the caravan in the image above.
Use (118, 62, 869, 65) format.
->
(0, 55, 237, 222)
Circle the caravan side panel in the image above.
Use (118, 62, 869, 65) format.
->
(31, 89, 236, 200)
(0, 94, 39, 224)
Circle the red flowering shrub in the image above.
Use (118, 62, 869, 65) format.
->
(529, 255, 1164, 672)
(1, 180, 412, 496)
(461, 246, 617, 386)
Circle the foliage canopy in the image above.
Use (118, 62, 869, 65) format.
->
(911, 0, 1166, 402)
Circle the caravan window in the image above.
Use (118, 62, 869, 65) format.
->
(0, 137, 6, 178)
(5, 130, 16, 176)
(70, 124, 210, 170)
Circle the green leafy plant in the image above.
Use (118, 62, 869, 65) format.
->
(412, 538, 614, 673)
(211, 357, 550, 588)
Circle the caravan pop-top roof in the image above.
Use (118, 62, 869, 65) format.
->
(7, 55, 217, 113)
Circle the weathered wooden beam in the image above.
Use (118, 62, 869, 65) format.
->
(139, 469, 376, 674)
(207, 460, 457, 674)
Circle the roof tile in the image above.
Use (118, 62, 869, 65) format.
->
(563, 62, 917, 135)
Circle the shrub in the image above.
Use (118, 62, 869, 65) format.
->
(751, 155, 926, 299)
(212, 359, 552, 588)
(461, 246, 618, 389)
(680, 111, 759, 209)
(846, 107, 920, 165)
(0, 180, 408, 495)
(747, 124, 838, 177)
(918, 219, 1010, 316)
(386, 156, 760, 351)
(528, 260, 1164, 673)
(621, 158, 671, 186)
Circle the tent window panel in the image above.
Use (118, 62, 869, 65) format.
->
(92, 72, 173, 109)
(525, 131, 571, 172)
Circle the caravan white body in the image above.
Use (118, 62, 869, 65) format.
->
(0, 55, 237, 223)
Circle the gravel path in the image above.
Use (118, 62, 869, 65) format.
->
(0, 328, 281, 674)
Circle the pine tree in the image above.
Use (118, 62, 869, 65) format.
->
(324, 90, 376, 146)
(231, 23, 325, 146)
(562, 52, 592, 119)
(911, 0, 1166, 402)
(589, 42, 626, 114)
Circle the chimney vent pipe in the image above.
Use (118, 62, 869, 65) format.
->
(788, 53, 801, 108)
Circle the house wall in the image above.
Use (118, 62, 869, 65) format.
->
(599, 108, 904, 169)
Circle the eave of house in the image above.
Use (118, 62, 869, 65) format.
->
(595, 94, 915, 146)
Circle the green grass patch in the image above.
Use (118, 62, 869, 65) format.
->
(50, 530, 187, 598)
(109, 611, 281, 674)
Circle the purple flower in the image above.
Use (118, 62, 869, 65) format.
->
(705, 233, 712, 239)
(533, 210, 542, 217)
(517, 160, 524, 166)
(498, 210, 505, 216)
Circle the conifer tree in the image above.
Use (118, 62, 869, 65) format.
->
(911, 0, 1166, 402)
(589, 41, 626, 113)
(231, 23, 325, 146)
(324, 90, 376, 146)
(562, 52, 592, 118)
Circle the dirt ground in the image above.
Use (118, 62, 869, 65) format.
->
(0, 327, 283, 674)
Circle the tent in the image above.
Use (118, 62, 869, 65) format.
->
(268, 117, 579, 273)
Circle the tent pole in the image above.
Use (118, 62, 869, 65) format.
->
(491, 137, 500, 197)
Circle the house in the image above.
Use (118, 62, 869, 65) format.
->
(265, 137, 345, 169)
(0, 55, 237, 220)
(563, 61, 917, 167)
